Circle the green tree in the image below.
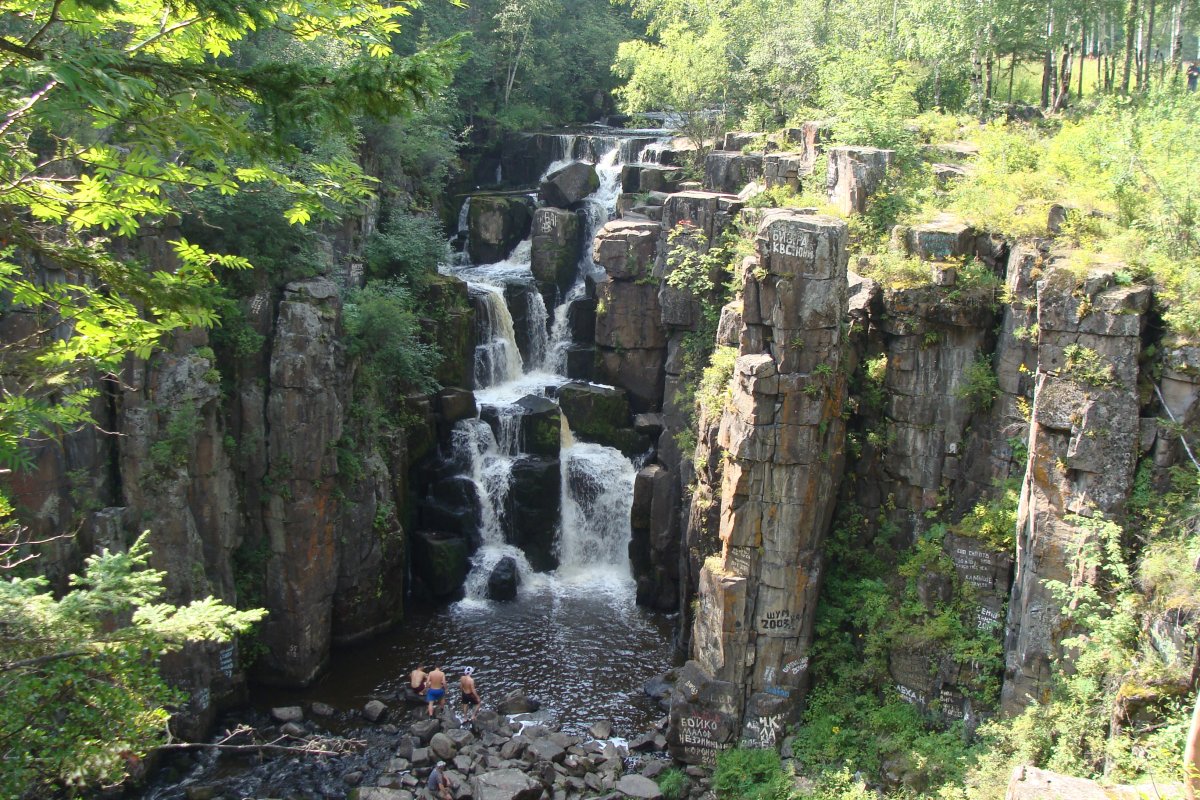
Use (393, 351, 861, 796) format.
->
(0, 0, 460, 479)
(0, 0, 459, 793)
(0, 535, 265, 795)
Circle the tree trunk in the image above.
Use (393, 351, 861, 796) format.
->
(1172, 0, 1188, 79)
(1080, 24, 1087, 97)
(1009, 52, 1018, 103)
(1142, 0, 1157, 90)
(1186, 688, 1200, 800)
(986, 52, 995, 101)
(1054, 43, 1073, 110)
(1042, 0, 1055, 108)
(1122, 0, 1140, 95)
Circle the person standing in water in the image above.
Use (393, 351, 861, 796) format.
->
(459, 667, 481, 722)
(426, 665, 447, 717)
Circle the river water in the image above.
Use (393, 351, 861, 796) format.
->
(256, 586, 676, 738)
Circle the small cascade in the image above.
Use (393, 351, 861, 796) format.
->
(455, 417, 540, 601)
(527, 287, 550, 369)
(544, 281, 585, 375)
(557, 430, 637, 583)
(456, 196, 472, 236)
(472, 284, 524, 389)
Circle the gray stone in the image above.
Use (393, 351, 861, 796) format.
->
(593, 220, 661, 281)
(527, 739, 567, 764)
(412, 718, 442, 742)
(487, 556, 522, 602)
(615, 774, 664, 800)
(470, 769, 544, 800)
(431, 731, 459, 761)
(540, 162, 600, 208)
(468, 195, 533, 264)
(363, 699, 388, 723)
(589, 720, 613, 740)
(310, 702, 334, 717)
(704, 152, 764, 194)
(826, 146, 894, 215)
(280, 722, 306, 737)
(271, 706, 303, 723)
(349, 789, 409, 800)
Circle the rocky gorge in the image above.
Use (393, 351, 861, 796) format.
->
(7, 116, 1200, 799)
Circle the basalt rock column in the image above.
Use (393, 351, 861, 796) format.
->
(686, 210, 849, 749)
(1001, 266, 1151, 712)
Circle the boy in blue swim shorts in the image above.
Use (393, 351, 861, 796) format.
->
(426, 665, 447, 717)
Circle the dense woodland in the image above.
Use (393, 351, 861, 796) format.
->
(3, 0, 1200, 796)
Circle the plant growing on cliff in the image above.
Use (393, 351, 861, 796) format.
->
(955, 355, 1000, 412)
(0, 535, 264, 796)
(344, 281, 442, 398)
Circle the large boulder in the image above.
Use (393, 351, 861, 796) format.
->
(907, 214, 975, 261)
(497, 688, 542, 714)
(531, 208, 582, 306)
(595, 279, 667, 350)
(595, 347, 667, 414)
(616, 774, 665, 800)
(516, 395, 560, 457)
(471, 769, 543, 800)
(505, 456, 560, 571)
(593, 220, 660, 281)
(704, 151, 764, 194)
(557, 383, 641, 453)
(468, 195, 533, 264)
(762, 152, 809, 191)
(638, 165, 687, 194)
(540, 162, 600, 208)
(487, 556, 521, 601)
(411, 531, 469, 599)
(826, 146, 894, 215)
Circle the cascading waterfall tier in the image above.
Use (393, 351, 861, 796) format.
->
(439, 130, 670, 603)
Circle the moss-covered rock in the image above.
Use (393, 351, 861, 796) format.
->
(467, 195, 533, 264)
(411, 531, 469, 599)
(557, 382, 646, 455)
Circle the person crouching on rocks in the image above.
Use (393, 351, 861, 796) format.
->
(459, 666, 481, 722)
(426, 665, 447, 717)
(410, 665, 429, 699)
(427, 760, 452, 800)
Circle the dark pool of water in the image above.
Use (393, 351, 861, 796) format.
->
(255, 579, 680, 739)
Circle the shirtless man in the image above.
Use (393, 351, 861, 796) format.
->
(409, 665, 429, 698)
(459, 667, 481, 722)
(425, 665, 447, 717)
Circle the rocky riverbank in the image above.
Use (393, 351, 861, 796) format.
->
(142, 685, 710, 800)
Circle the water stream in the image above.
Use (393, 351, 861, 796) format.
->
(255, 129, 677, 739)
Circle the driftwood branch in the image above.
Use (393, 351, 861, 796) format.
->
(151, 726, 365, 759)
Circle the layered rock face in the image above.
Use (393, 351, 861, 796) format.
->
(1001, 266, 1151, 712)
(685, 211, 849, 754)
(827, 146, 894, 215)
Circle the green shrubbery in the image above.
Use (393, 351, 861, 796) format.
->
(344, 280, 442, 398)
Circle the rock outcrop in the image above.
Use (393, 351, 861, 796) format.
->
(689, 210, 850, 730)
(1002, 265, 1151, 712)
(826, 146, 894, 215)
(468, 195, 533, 264)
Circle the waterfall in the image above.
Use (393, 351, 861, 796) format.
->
(455, 417, 541, 601)
(557, 434, 637, 584)
(527, 287, 550, 370)
(457, 197, 472, 236)
(580, 147, 623, 275)
(472, 284, 524, 389)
